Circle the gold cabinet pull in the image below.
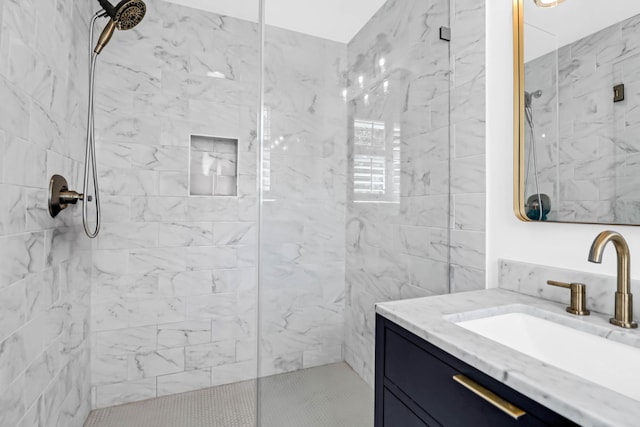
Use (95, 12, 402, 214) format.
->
(452, 374, 527, 420)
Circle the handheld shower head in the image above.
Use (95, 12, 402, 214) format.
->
(94, 0, 146, 54)
(524, 90, 542, 108)
(113, 0, 147, 30)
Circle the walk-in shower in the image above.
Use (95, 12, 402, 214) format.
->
(1, 0, 486, 425)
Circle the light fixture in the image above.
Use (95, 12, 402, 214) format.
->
(534, 0, 566, 8)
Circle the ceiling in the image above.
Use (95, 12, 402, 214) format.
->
(162, 0, 388, 43)
(525, 0, 640, 61)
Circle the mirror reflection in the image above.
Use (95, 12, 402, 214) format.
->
(522, 0, 640, 223)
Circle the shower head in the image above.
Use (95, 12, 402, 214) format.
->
(524, 90, 542, 108)
(94, 0, 146, 54)
(98, 0, 146, 29)
(113, 0, 147, 30)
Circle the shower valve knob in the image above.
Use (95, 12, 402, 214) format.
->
(59, 191, 84, 204)
(48, 175, 86, 218)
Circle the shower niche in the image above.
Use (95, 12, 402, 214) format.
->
(189, 134, 238, 197)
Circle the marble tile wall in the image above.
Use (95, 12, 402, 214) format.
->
(525, 13, 640, 223)
(0, 0, 94, 426)
(90, 0, 260, 408)
(499, 259, 640, 318)
(344, 0, 486, 386)
(91, 0, 348, 407)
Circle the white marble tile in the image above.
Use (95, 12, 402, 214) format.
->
(0, 232, 45, 289)
(157, 321, 211, 349)
(24, 350, 59, 408)
(396, 225, 449, 262)
(3, 136, 47, 188)
(129, 248, 187, 275)
(132, 197, 188, 222)
(186, 197, 240, 222)
(24, 188, 62, 232)
(212, 222, 257, 246)
(95, 143, 133, 169)
(212, 268, 256, 294)
(186, 293, 237, 321)
(158, 172, 189, 197)
(157, 270, 212, 297)
(97, 222, 159, 250)
(44, 227, 89, 269)
(17, 396, 40, 427)
(157, 222, 213, 247)
(303, 345, 343, 369)
(235, 340, 257, 363)
(450, 264, 486, 293)
(450, 230, 485, 271)
(99, 168, 159, 197)
(92, 297, 186, 332)
(210, 360, 256, 387)
(0, 280, 26, 342)
(157, 369, 212, 397)
(95, 326, 158, 357)
(185, 340, 236, 370)
(454, 193, 486, 232)
(451, 154, 486, 194)
(94, 378, 156, 409)
(128, 348, 185, 380)
(259, 353, 303, 377)
(91, 353, 128, 387)
(131, 145, 188, 172)
(0, 75, 29, 139)
(0, 331, 27, 388)
(0, 372, 25, 427)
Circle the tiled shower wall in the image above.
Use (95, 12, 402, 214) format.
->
(90, 1, 259, 408)
(344, 0, 486, 386)
(91, 1, 347, 407)
(525, 13, 640, 223)
(0, 0, 93, 426)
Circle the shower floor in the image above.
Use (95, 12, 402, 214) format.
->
(84, 363, 374, 427)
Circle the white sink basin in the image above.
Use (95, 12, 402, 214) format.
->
(457, 312, 640, 402)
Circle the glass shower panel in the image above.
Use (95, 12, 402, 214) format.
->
(258, 0, 451, 425)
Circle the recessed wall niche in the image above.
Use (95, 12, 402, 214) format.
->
(189, 135, 238, 196)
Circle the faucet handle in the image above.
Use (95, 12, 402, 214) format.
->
(547, 280, 591, 316)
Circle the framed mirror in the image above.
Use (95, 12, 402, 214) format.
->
(514, 0, 640, 224)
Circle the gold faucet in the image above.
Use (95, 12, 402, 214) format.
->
(588, 231, 637, 329)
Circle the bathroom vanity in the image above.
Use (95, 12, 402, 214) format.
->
(375, 289, 640, 427)
(375, 315, 576, 426)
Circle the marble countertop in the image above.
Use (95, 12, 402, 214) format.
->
(376, 289, 640, 427)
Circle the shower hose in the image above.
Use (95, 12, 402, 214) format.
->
(83, 11, 105, 238)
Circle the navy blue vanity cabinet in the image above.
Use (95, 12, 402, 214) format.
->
(375, 315, 579, 427)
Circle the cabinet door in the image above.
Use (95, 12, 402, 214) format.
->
(383, 388, 431, 427)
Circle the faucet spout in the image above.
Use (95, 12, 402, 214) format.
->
(588, 231, 637, 329)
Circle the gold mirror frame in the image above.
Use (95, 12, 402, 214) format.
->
(512, 0, 638, 225)
(513, 0, 528, 222)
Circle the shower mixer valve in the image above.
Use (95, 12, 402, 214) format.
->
(48, 175, 91, 218)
